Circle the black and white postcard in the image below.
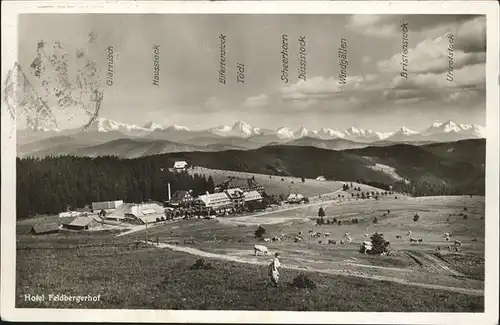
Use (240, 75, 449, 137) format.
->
(1, 1, 499, 324)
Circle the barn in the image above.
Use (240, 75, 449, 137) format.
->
(287, 193, 304, 203)
(243, 190, 263, 203)
(31, 223, 60, 235)
(173, 161, 189, 171)
(195, 192, 233, 214)
(122, 203, 166, 225)
(91, 200, 123, 214)
(62, 216, 99, 231)
(170, 190, 195, 207)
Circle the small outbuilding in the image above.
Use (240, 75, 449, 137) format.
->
(31, 223, 60, 235)
(62, 216, 99, 231)
(173, 161, 189, 171)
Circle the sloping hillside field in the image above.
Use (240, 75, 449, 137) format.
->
(17, 193, 485, 311)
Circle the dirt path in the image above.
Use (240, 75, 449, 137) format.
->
(423, 253, 465, 277)
(151, 241, 483, 297)
(219, 190, 342, 225)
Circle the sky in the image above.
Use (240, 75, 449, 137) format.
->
(17, 14, 486, 132)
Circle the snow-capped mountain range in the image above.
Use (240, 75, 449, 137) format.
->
(25, 118, 486, 143)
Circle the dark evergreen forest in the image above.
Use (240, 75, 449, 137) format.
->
(17, 156, 214, 217)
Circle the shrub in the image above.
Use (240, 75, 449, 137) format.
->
(301, 177, 305, 183)
(413, 213, 420, 222)
(290, 274, 317, 290)
(373, 217, 378, 224)
(333, 217, 337, 223)
(190, 258, 214, 270)
(369, 232, 389, 255)
(338, 220, 342, 225)
(254, 226, 266, 239)
(463, 214, 468, 220)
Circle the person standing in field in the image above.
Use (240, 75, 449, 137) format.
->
(268, 252, 281, 287)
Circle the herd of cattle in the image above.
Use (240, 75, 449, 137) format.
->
(254, 228, 466, 256)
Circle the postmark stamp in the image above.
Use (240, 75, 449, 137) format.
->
(2, 35, 103, 134)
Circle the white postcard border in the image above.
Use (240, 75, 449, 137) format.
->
(1, 1, 499, 324)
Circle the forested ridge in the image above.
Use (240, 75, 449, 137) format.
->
(17, 156, 214, 217)
(16, 139, 485, 217)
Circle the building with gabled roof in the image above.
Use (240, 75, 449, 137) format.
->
(173, 161, 189, 171)
(243, 190, 263, 202)
(195, 192, 233, 213)
(31, 223, 60, 235)
(91, 200, 123, 213)
(62, 215, 99, 230)
(170, 190, 195, 206)
(122, 202, 166, 225)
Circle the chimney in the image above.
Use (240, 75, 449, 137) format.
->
(168, 183, 171, 201)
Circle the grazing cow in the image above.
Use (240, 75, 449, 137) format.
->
(324, 232, 331, 237)
(254, 245, 269, 256)
(384, 240, 391, 248)
(294, 236, 302, 243)
(298, 231, 303, 236)
(455, 246, 460, 252)
(272, 237, 281, 242)
(447, 245, 452, 251)
(340, 240, 346, 245)
(409, 238, 418, 243)
(318, 240, 322, 244)
(437, 246, 441, 251)
(309, 229, 313, 233)
(396, 235, 402, 239)
(418, 238, 423, 243)
(454, 240, 462, 247)
(263, 238, 271, 243)
(315, 232, 322, 238)
(328, 239, 337, 244)
(407, 230, 412, 236)
(472, 238, 478, 242)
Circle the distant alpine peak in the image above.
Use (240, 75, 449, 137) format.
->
(318, 127, 345, 139)
(294, 127, 318, 138)
(396, 126, 418, 135)
(144, 121, 164, 130)
(230, 120, 261, 136)
(168, 125, 190, 132)
(88, 118, 147, 133)
(276, 127, 294, 139)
